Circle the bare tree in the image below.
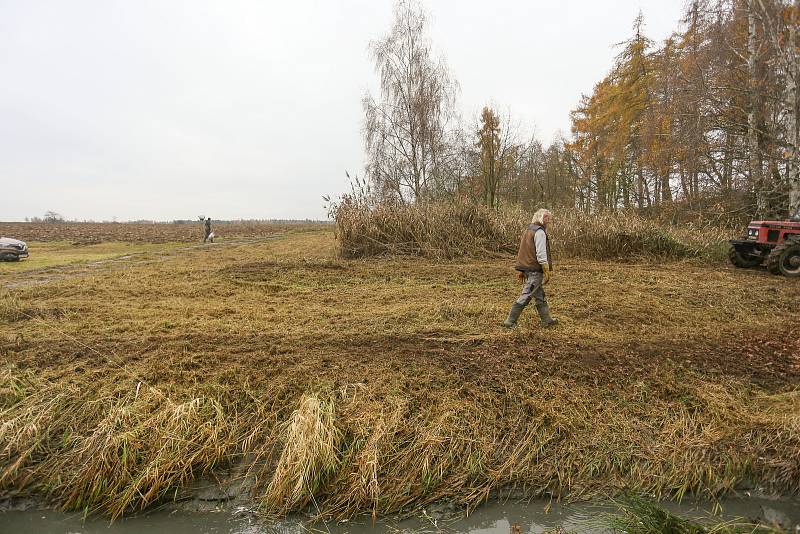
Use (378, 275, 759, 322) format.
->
(362, 0, 459, 203)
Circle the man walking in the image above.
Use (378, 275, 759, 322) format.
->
(203, 217, 212, 243)
(503, 208, 559, 328)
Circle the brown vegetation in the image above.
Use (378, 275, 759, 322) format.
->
(1, 227, 798, 520)
(333, 201, 731, 261)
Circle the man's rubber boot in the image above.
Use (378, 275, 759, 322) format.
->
(503, 302, 525, 328)
(536, 304, 559, 327)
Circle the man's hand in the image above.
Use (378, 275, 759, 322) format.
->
(516, 270, 525, 283)
(541, 263, 552, 285)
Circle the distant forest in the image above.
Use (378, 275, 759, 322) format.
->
(359, 0, 800, 223)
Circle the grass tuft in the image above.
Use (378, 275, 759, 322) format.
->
(260, 394, 342, 515)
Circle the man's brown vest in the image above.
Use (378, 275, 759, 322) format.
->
(514, 224, 552, 272)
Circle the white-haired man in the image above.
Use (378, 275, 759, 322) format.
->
(503, 208, 558, 328)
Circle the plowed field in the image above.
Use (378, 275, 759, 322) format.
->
(0, 221, 319, 244)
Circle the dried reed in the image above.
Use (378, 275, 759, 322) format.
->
(333, 200, 730, 261)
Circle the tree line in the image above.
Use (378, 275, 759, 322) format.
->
(360, 0, 800, 222)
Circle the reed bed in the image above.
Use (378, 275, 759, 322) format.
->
(0, 369, 235, 518)
(333, 200, 731, 261)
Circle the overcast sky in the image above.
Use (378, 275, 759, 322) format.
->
(0, 0, 686, 222)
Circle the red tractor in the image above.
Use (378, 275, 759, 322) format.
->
(729, 218, 800, 277)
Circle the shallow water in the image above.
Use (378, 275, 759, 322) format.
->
(2, 496, 798, 533)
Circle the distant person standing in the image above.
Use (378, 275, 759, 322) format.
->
(203, 217, 212, 243)
(503, 208, 558, 328)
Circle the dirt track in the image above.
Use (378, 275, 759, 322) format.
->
(1, 236, 285, 289)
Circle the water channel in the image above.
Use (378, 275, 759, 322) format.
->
(2, 495, 798, 534)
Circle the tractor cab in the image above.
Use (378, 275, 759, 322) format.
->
(744, 220, 800, 245)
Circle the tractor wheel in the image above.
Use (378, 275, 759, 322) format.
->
(766, 245, 784, 274)
(728, 244, 761, 268)
(766, 238, 800, 277)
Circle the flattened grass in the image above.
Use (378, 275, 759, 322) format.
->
(0, 241, 188, 273)
(0, 229, 798, 519)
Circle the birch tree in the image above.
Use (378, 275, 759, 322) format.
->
(789, 1, 800, 217)
(758, 0, 800, 217)
(363, 0, 459, 203)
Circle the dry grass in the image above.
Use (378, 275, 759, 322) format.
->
(0, 241, 189, 274)
(0, 228, 798, 519)
(0, 369, 234, 518)
(332, 200, 732, 261)
(261, 394, 342, 515)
